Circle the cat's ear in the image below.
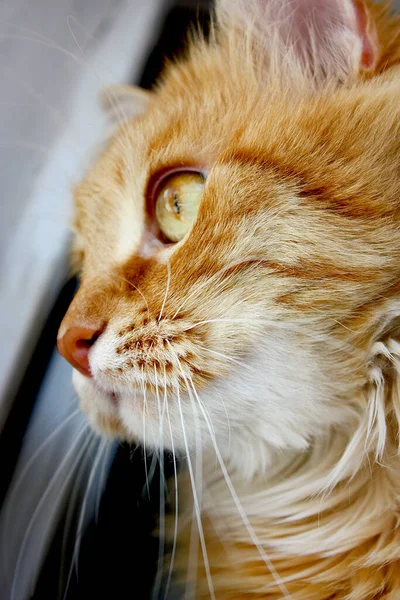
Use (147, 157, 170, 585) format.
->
(216, 0, 379, 81)
(100, 85, 153, 124)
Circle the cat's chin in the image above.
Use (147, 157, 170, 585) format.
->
(72, 369, 135, 441)
(72, 369, 190, 452)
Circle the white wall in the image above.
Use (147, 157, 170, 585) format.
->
(0, 0, 168, 426)
(0, 3, 167, 598)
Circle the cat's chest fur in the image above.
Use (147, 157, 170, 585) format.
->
(169, 446, 400, 599)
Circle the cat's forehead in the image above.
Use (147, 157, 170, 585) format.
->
(73, 43, 400, 290)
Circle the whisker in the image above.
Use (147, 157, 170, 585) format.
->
(163, 370, 179, 600)
(146, 452, 159, 495)
(0, 19, 57, 41)
(182, 371, 293, 600)
(201, 346, 257, 373)
(141, 366, 150, 499)
(186, 316, 359, 361)
(186, 491, 200, 598)
(171, 256, 271, 320)
(66, 16, 129, 132)
(95, 442, 114, 523)
(183, 317, 283, 331)
(2, 407, 81, 571)
(152, 367, 166, 600)
(0, 64, 86, 164)
(188, 368, 204, 600)
(110, 272, 151, 319)
(59, 439, 98, 598)
(10, 423, 91, 600)
(65, 15, 140, 199)
(166, 340, 216, 444)
(0, 18, 138, 200)
(0, 19, 129, 140)
(63, 436, 107, 600)
(0, 33, 102, 75)
(172, 261, 358, 339)
(175, 383, 215, 600)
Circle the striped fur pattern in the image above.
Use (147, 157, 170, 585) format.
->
(59, 1, 400, 597)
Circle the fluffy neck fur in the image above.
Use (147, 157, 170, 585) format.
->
(173, 333, 400, 598)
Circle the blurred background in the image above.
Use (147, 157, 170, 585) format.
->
(4, 1, 400, 598)
(0, 1, 209, 598)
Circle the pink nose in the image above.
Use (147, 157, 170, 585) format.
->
(57, 325, 102, 378)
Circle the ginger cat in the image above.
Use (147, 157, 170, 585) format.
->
(58, 1, 400, 597)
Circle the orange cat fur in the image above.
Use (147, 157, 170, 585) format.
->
(58, 1, 400, 598)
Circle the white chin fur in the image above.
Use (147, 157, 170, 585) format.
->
(72, 370, 118, 435)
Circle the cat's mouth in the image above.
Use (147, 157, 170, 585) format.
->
(90, 376, 148, 406)
(73, 369, 182, 448)
(86, 377, 121, 405)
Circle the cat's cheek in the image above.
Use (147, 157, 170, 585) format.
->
(72, 370, 127, 440)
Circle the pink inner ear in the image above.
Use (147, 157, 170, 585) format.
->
(353, 0, 379, 70)
(217, 0, 381, 79)
(288, 0, 379, 73)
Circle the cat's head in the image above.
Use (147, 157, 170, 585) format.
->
(58, 0, 400, 475)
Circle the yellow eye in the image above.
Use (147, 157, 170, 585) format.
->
(155, 172, 205, 242)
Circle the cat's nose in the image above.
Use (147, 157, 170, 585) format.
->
(57, 325, 103, 378)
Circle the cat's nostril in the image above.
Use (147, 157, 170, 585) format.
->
(57, 324, 104, 378)
(76, 339, 92, 349)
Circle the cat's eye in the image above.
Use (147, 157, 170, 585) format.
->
(154, 172, 205, 242)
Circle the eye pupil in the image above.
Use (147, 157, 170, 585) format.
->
(173, 193, 180, 215)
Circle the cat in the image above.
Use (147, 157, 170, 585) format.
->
(57, 0, 400, 598)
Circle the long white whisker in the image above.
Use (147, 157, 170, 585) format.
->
(0, 64, 86, 163)
(175, 384, 215, 600)
(63, 437, 107, 600)
(0, 34, 101, 75)
(66, 16, 129, 131)
(152, 367, 166, 600)
(146, 452, 159, 494)
(95, 442, 114, 523)
(2, 406, 81, 572)
(171, 257, 271, 320)
(165, 341, 214, 445)
(0, 19, 59, 41)
(65, 15, 139, 203)
(163, 370, 179, 600)
(141, 366, 150, 499)
(186, 487, 199, 599)
(201, 346, 257, 373)
(187, 368, 204, 600)
(59, 439, 97, 597)
(183, 317, 286, 331)
(183, 370, 292, 600)
(11, 423, 91, 600)
(111, 272, 151, 319)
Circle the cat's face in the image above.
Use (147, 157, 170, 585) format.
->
(58, 0, 400, 471)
